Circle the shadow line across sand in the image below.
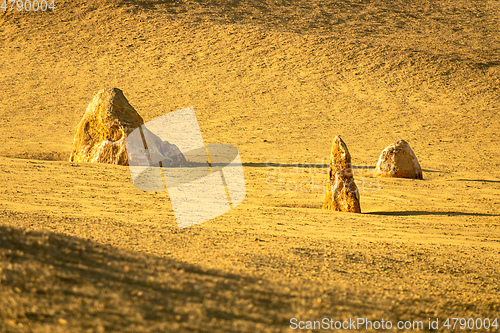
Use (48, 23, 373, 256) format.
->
(366, 211, 499, 217)
(242, 163, 443, 173)
(451, 179, 500, 184)
(242, 163, 374, 169)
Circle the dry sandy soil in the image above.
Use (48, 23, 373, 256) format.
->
(1, 0, 500, 332)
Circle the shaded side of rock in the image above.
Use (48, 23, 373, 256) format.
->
(374, 140, 423, 179)
(323, 136, 361, 213)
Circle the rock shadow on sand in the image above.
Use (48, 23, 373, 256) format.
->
(451, 179, 500, 184)
(366, 211, 499, 217)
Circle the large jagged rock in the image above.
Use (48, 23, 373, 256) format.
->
(69, 88, 186, 167)
(69, 88, 144, 165)
(374, 140, 423, 179)
(323, 136, 361, 213)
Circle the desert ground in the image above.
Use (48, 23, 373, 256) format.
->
(1, 0, 499, 332)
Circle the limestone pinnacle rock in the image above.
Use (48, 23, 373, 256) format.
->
(69, 88, 187, 167)
(323, 136, 361, 213)
(69, 88, 145, 165)
(375, 140, 423, 179)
